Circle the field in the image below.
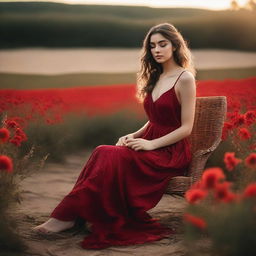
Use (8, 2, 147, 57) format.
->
(1, 76, 256, 119)
(0, 4, 256, 251)
(0, 47, 255, 158)
(1, 72, 255, 255)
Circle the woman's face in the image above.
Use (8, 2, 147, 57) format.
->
(149, 33, 175, 63)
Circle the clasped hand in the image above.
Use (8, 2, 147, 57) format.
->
(116, 135, 154, 151)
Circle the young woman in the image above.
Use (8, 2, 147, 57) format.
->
(33, 22, 196, 249)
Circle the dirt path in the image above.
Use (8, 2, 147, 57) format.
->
(16, 149, 190, 256)
(1, 48, 256, 74)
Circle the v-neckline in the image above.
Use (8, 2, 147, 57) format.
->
(151, 86, 175, 104)
(150, 70, 186, 104)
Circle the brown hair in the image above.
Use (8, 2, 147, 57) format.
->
(136, 23, 196, 103)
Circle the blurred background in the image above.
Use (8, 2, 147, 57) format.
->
(0, 0, 255, 161)
(0, 0, 256, 88)
(1, 3, 255, 255)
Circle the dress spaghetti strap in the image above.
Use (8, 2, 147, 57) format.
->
(173, 70, 187, 88)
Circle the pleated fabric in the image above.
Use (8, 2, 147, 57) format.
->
(50, 70, 192, 249)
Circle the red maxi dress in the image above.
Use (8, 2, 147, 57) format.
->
(50, 70, 192, 249)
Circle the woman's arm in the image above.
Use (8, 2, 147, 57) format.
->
(125, 71, 196, 151)
(151, 71, 196, 149)
(131, 121, 150, 138)
(116, 121, 149, 146)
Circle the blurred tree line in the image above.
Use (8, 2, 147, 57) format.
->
(0, 1, 255, 51)
(230, 0, 256, 11)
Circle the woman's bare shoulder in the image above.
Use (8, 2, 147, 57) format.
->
(176, 70, 196, 91)
(180, 70, 195, 83)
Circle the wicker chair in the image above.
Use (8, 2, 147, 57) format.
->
(165, 96, 227, 195)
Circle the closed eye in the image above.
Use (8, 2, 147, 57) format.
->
(150, 44, 167, 48)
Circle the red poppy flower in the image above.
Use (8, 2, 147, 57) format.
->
(245, 153, 256, 169)
(0, 128, 10, 143)
(4, 120, 19, 129)
(9, 135, 23, 147)
(11, 117, 25, 127)
(232, 114, 245, 127)
(224, 152, 242, 171)
(0, 155, 13, 173)
(221, 122, 234, 140)
(243, 183, 256, 198)
(222, 192, 237, 203)
(185, 188, 208, 204)
(214, 182, 236, 202)
(214, 181, 231, 199)
(15, 128, 27, 141)
(244, 110, 256, 126)
(202, 167, 226, 189)
(183, 213, 207, 230)
(238, 128, 251, 140)
(227, 111, 239, 120)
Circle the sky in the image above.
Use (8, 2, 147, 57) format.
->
(0, 0, 249, 10)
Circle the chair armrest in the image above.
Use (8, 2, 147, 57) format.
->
(165, 138, 223, 195)
(193, 137, 222, 157)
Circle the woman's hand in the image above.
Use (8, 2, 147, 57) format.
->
(125, 138, 155, 151)
(115, 133, 134, 146)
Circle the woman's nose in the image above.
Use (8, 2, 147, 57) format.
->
(154, 47, 160, 53)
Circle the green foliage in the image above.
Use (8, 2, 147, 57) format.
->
(21, 110, 147, 163)
(0, 72, 137, 90)
(0, 151, 46, 252)
(207, 200, 256, 256)
(0, 113, 49, 253)
(1, 67, 255, 90)
(0, 2, 212, 19)
(0, 212, 26, 253)
(0, 2, 255, 51)
(0, 149, 46, 252)
(205, 139, 233, 170)
(206, 105, 256, 190)
(184, 105, 256, 256)
(185, 197, 256, 256)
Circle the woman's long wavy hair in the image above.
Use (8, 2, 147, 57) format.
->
(136, 23, 196, 103)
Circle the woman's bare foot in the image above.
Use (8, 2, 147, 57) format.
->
(32, 218, 75, 233)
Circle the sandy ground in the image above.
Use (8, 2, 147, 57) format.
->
(1, 48, 256, 74)
(15, 150, 194, 256)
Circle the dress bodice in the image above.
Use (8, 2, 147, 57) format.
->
(141, 71, 186, 140)
(143, 85, 181, 129)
